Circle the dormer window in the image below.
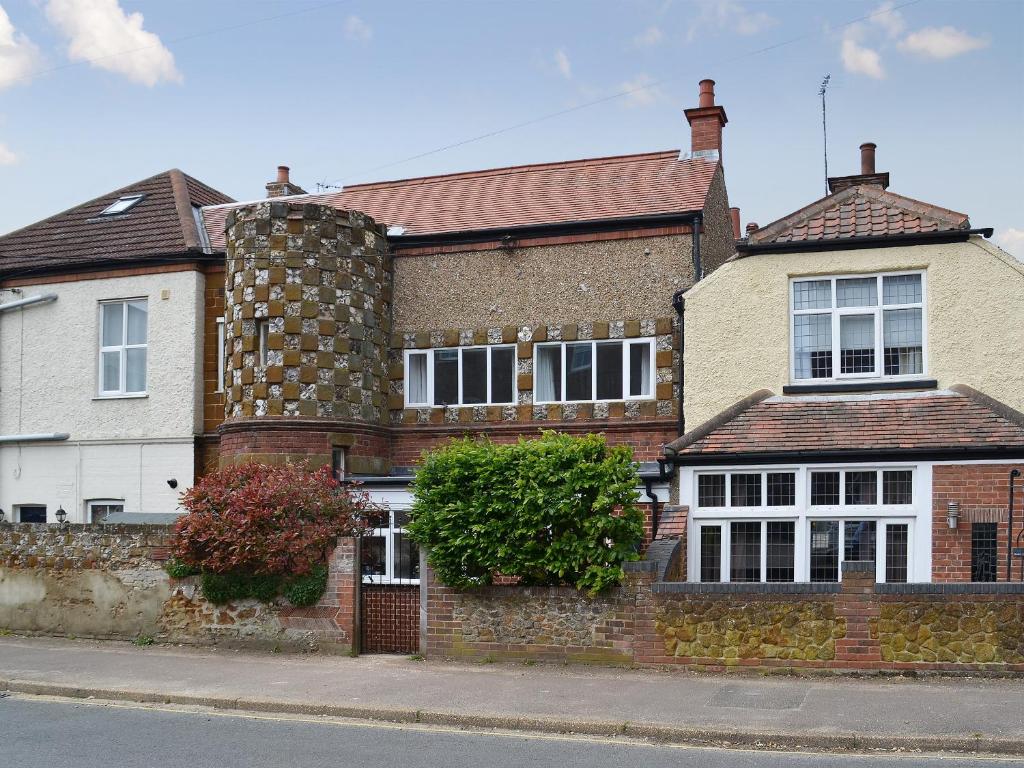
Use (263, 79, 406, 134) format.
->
(790, 271, 925, 382)
(100, 194, 145, 216)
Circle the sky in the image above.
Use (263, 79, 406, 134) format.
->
(0, 0, 1021, 258)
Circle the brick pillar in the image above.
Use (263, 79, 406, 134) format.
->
(835, 561, 881, 666)
(278, 536, 360, 651)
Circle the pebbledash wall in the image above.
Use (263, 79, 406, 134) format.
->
(0, 524, 360, 652)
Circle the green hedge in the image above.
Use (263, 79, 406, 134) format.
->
(407, 432, 644, 593)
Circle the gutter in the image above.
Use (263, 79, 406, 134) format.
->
(0, 293, 57, 312)
(0, 433, 70, 444)
(0, 252, 223, 284)
(736, 228, 993, 257)
(663, 445, 1024, 467)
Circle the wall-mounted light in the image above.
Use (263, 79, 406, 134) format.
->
(167, 478, 178, 489)
(946, 501, 960, 530)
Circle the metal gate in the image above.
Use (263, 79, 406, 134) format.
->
(358, 508, 420, 654)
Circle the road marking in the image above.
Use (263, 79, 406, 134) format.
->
(4, 692, 1020, 763)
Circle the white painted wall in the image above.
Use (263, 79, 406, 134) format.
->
(0, 269, 205, 518)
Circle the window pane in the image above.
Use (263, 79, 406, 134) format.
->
(126, 301, 147, 345)
(810, 471, 840, 505)
(490, 347, 515, 404)
(730, 473, 762, 507)
(101, 350, 121, 391)
(700, 526, 722, 582)
(217, 321, 225, 392)
(883, 274, 922, 305)
(257, 320, 269, 366)
(18, 506, 46, 523)
(730, 522, 761, 582)
(794, 280, 831, 310)
(101, 303, 123, 346)
(535, 345, 562, 402)
(883, 308, 922, 375)
(126, 348, 146, 392)
(407, 353, 428, 404)
(766, 521, 795, 582)
(767, 472, 796, 506)
(883, 470, 913, 505)
(595, 342, 623, 400)
(845, 520, 876, 562)
(628, 342, 652, 397)
(839, 314, 875, 374)
(565, 343, 592, 401)
(794, 314, 832, 379)
(461, 348, 487, 404)
(393, 531, 420, 580)
(361, 536, 386, 577)
(697, 474, 725, 507)
(810, 520, 839, 582)
(971, 522, 998, 582)
(845, 471, 877, 505)
(837, 277, 878, 307)
(332, 448, 345, 482)
(433, 349, 458, 406)
(885, 524, 909, 583)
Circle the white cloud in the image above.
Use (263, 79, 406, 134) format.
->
(0, 140, 16, 165)
(841, 25, 885, 79)
(632, 26, 663, 48)
(995, 228, 1024, 260)
(344, 15, 372, 43)
(618, 73, 663, 108)
(688, 0, 777, 41)
(899, 26, 988, 60)
(870, 1, 905, 38)
(554, 48, 571, 79)
(0, 5, 41, 90)
(45, 0, 180, 86)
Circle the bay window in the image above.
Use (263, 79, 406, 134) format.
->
(534, 339, 654, 404)
(99, 299, 148, 396)
(404, 346, 516, 407)
(791, 272, 925, 381)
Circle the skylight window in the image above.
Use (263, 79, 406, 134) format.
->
(100, 194, 145, 216)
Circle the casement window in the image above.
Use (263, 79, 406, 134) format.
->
(696, 470, 798, 509)
(98, 299, 148, 396)
(361, 508, 419, 584)
(216, 318, 225, 393)
(87, 500, 124, 524)
(971, 522, 998, 582)
(533, 339, 654, 404)
(404, 346, 516, 407)
(14, 505, 46, 523)
(791, 272, 925, 381)
(808, 519, 910, 583)
(695, 520, 798, 583)
(808, 469, 913, 507)
(257, 320, 270, 367)
(332, 448, 346, 483)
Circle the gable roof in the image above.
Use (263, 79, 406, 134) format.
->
(0, 170, 234, 278)
(742, 184, 970, 250)
(201, 150, 718, 250)
(665, 386, 1024, 459)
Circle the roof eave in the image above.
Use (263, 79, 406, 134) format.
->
(0, 250, 224, 283)
(736, 228, 992, 257)
(667, 445, 1024, 466)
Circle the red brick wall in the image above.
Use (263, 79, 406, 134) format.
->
(217, 419, 391, 473)
(932, 463, 1024, 581)
(201, 267, 226, 436)
(278, 538, 359, 649)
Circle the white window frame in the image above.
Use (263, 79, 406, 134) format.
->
(532, 339, 656, 405)
(86, 499, 124, 524)
(97, 298, 148, 397)
(789, 271, 927, 383)
(695, 469, 800, 512)
(403, 345, 518, 408)
(13, 504, 47, 523)
(362, 507, 419, 585)
(695, 518, 800, 584)
(216, 318, 225, 392)
(684, 463, 931, 584)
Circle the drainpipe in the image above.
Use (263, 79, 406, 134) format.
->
(642, 477, 661, 542)
(1009, 469, 1021, 581)
(671, 289, 685, 437)
(0, 433, 70, 443)
(0, 293, 58, 313)
(692, 213, 703, 281)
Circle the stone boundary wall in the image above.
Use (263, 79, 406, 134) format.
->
(425, 549, 1024, 673)
(0, 524, 360, 653)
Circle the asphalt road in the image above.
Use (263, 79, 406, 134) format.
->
(2, 695, 1021, 768)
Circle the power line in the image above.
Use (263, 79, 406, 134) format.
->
(330, 0, 924, 185)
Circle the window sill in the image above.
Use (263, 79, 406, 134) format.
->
(782, 379, 937, 395)
(93, 393, 149, 401)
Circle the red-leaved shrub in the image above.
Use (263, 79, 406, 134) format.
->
(172, 462, 372, 576)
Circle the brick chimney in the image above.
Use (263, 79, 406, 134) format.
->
(684, 79, 728, 162)
(729, 207, 741, 240)
(265, 165, 307, 198)
(827, 142, 890, 193)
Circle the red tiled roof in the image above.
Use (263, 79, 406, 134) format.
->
(745, 184, 969, 247)
(667, 388, 1024, 457)
(0, 170, 234, 277)
(201, 151, 717, 250)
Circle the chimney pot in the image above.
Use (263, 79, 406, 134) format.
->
(276, 165, 290, 183)
(745, 222, 759, 235)
(729, 207, 741, 240)
(698, 79, 716, 108)
(859, 143, 876, 175)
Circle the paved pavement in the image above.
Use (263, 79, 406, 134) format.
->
(4, 696, 1022, 768)
(1, 636, 1022, 755)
